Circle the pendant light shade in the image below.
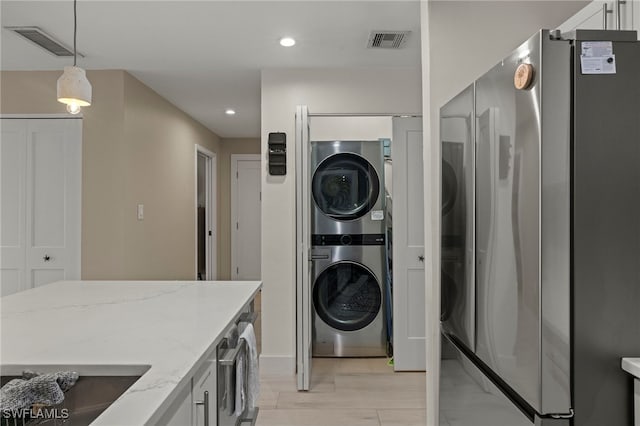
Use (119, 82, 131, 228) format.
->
(57, 66, 92, 111)
(57, 0, 91, 115)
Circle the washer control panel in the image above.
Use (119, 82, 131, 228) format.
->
(312, 234, 385, 246)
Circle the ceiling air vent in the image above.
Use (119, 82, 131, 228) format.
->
(367, 31, 410, 49)
(5, 26, 83, 57)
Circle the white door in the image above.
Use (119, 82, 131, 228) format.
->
(558, 0, 636, 33)
(231, 155, 261, 280)
(1, 118, 82, 296)
(295, 105, 312, 390)
(392, 117, 426, 371)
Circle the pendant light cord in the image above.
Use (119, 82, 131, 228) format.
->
(73, 0, 77, 66)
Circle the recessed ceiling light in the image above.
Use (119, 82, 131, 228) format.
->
(279, 37, 296, 47)
(225, 109, 236, 115)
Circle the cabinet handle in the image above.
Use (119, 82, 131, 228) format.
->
(616, 0, 627, 30)
(43, 254, 51, 262)
(603, 3, 613, 30)
(194, 390, 210, 426)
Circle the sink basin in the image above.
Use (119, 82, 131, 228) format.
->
(0, 375, 141, 425)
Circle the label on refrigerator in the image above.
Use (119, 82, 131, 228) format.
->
(581, 55, 616, 74)
(581, 41, 616, 75)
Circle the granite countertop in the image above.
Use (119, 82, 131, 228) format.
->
(622, 358, 640, 379)
(0, 280, 262, 425)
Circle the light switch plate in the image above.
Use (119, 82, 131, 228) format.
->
(137, 204, 144, 220)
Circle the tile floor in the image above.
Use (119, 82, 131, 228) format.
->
(257, 358, 427, 426)
(255, 357, 531, 426)
(439, 359, 530, 426)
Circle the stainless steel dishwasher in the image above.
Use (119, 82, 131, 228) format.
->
(217, 311, 259, 426)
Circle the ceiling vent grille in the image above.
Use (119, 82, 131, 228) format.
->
(367, 31, 410, 49)
(5, 26, 83, 57)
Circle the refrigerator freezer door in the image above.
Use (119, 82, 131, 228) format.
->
(474, 30, 571, 415)
(440, 84, 475, 351)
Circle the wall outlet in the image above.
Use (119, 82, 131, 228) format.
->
(137, 204, 144, 220)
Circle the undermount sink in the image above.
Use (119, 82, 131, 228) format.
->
(0, 375, 141, 425)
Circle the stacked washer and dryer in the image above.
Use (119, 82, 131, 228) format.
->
(309, 140, 387, 357)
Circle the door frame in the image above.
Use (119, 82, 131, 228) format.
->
(195, 145, 217, 280)
(230, 154, 261, 280)
(295, 106, 312, 390)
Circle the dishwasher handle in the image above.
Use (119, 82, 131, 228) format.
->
(239, 407, 260, 425)
(238, 311, 258, 325)
(219, 338, 247, 367)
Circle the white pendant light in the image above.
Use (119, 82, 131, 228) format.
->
(57, 0, 91, 114)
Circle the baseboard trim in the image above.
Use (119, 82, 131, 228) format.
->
(259, 354, 295, 376)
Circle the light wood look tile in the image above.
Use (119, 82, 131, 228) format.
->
(276, 389, 426, 410)
(257, 358, 428, 425)
(335, 372, 426, 393)
(378, 409, 427, 426)
(256, 408, 381, 426)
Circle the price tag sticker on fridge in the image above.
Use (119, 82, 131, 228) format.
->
(371, 210, 384, 221)
(581, 41, 616, 74)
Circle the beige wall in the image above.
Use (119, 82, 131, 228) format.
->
(121, 73, 221, 279)
(419, 2, 589, 424)
(217, 138, 261, 279)
(1, 70, 221, 280)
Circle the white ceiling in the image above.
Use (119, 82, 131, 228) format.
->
(1, 1, 422, 137)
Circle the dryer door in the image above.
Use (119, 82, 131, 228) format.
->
(313, 261, 382, 332)
(312, 153, 380, 220)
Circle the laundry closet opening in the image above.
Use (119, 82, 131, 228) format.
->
(295, 109, 425, 391)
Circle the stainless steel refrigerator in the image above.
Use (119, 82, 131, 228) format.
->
(440, 30, 640, 426)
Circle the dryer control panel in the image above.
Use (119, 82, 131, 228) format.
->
(312, 234, 385, 246)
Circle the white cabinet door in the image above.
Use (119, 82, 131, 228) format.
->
(158, 359, 217, 426)
(231, 155, 261, 280)
(558, 0, 636, 33)
(392, 117, 426, 371)
(1, 120, 27, 295)
(0, 118, 81, 296)
(193, 360, 216, 426)
(158, 382, 193, 426)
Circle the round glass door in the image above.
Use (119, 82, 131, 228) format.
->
(313, 261, 382, 332)
(312, 153, 380, 220)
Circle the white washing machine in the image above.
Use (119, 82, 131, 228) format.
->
(311, 140, 385, 235)
(310, 239, 387, 357)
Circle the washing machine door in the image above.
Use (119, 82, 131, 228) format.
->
(313, 261, 382, 332)
(312, 153, 380, 220)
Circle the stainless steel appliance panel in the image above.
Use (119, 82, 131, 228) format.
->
(440, 83, 475, 351)
(311, 140, 385, 236)
(571, 32, 640, 426)
(539, 33, 571, 415)
(311, 244, 387, 357)
(474, 31, 543, 412)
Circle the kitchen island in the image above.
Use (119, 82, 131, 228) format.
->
(0, 280, 261, 425)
